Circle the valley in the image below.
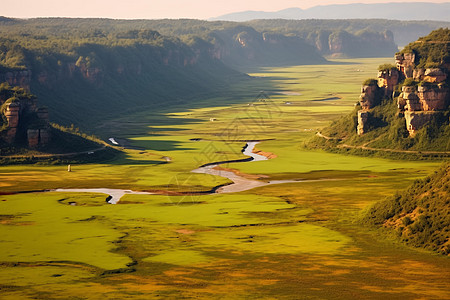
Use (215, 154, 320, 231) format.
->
(1, 57, 449, 299)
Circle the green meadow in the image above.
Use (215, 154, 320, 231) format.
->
(1, 58, 449, 299)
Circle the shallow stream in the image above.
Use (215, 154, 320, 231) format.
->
(51, 142, 298, 203)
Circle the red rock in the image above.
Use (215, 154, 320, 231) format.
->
(359, 85, 378, 110)
(357, 110, 369, 135)
(404, 111, 435, 136)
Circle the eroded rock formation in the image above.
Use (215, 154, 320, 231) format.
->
(357, 111, 369, 135)
(378, 68, 399, 97)
(0, 70, 32, 91)
(359, 84, 379, 110)
(0, 85, 51, 148)
(395, 52, 416, 78)
(3, 102, 20, 143)
(358, 51, 449, 136)
(397, 81, 448, 136)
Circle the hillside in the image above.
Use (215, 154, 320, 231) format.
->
(248, 19, 450, 48)
(0, 83, 111, 159)
(311, 28, 450, 156)
(362, 163, 450, 256)
(211, 3, 450, 22)
(0, 18, 325, 130)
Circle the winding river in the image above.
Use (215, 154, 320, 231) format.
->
(52, 188, 154, 204)
(52, 142, 298, 203)
(192, 142, 298, 193)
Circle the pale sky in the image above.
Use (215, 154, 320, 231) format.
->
(0, 0, 448, 20)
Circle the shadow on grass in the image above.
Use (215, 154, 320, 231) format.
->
(127, 139, 194, 152)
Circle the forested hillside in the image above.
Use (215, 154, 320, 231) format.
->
(362, 163, 450, 256)
(0, 83, 111, 157)
(0, 17, 325, 129)
(1, 18, 445, 134)
(248, 19, 450, 49)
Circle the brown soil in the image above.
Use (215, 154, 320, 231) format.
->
(253, 147, 277, 159)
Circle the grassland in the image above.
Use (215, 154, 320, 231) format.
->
(0, 58, 449, 299)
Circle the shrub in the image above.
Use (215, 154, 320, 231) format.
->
(403, 78, 417, 86)
(378, 63, 397, 72)
(363, 78, 378, 86)
(402, 216, 413, 226)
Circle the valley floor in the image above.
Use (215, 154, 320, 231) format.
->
(0, 58, 449, 299)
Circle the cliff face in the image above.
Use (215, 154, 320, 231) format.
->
(395, 61, 449, 135)
(210, 26, 325, 68)
(378, 68, 399, 97)
(0, 70, 32, 91)
(0, 84, 51, 148)
(357, 32, 449, 137)
(0, 27, 252, 128)
(359, 84, 380, 110)
(9, 46, 205, 89)
(305, 29, 398, 58)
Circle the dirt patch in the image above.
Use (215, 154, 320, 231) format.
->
(383, 207, 422, 230)
(0, 220, 35, 226)
(252, 147, 277, 159)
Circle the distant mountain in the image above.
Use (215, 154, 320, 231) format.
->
(247, 19, 450, 47)
(211, 2, 450, 22)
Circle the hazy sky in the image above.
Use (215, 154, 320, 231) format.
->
(0, 0, 448, 20)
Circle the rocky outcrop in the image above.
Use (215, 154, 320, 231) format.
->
(418, 84, 448, 111)
(401, 85, 422, 111)
(424, 68, 447, 83)
(0, 85, 51, 148)
(3, 102, 20, 143)
(404, 111, 436, 135)
(358, 81, 382, 135)
(357, 111, 369, 135)
(398, 83, 448, 135)
(27, 128, 51, 148)
(358, 48, 449, 137)
(395, 52, 415, 78)
(396, 63, 449, 135)
(303, 29, 398, 58)
(210, 26, 325, 67)
(359, 84, 379, 110)
(27, 107, 51, 148)
(378, 68, 399, 97)
(0, 70, 32, 91)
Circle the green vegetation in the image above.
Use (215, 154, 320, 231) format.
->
(0, 18, 328, 130)
(362, 163, 450, 255)
(0, 16, 450, 300)
(310, 28, 450, 155)
(1, 58, 449, 299)
(378, 63, 397, 71)
(362, 78, 379, 85)
(0, 83, 35, 130)
(401, 28, 450, 68)
(0, 83, 110, 159)
(247, 19, 450, 47)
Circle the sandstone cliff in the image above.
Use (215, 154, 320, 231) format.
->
(357, 29, 449, 138)
(210, 26, 325, 68)
(0, 84, 51, 148)
(316, 29, 450, 154)
(304, 29, 398, 58)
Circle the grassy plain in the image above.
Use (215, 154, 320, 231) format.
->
(1, 58, 449, 299)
